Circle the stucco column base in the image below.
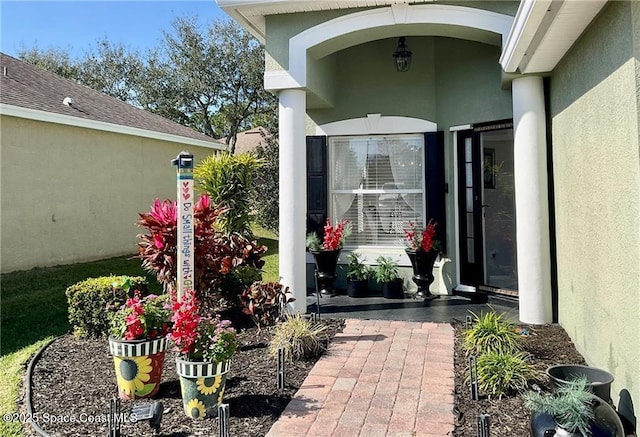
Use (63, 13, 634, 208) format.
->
(512, 76, 553, 324)
(278, 89, 307, 314)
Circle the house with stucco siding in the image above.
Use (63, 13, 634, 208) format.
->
(217, 0, 639, 428)
(0, 53, 226, 273)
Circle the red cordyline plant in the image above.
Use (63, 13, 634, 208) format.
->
(404, 219, 439, 252)
(305, 218, 352, 251)
(137, 194, 266, 308)
(169, 290, 238, 363)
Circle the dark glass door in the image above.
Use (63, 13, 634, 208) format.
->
(457, 129, 484, 287)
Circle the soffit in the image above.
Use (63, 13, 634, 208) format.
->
(216, 0, 437, 41)
(500, 0, 607, 74)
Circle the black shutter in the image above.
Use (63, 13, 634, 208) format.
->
(306, 136, 327, 238)
(425, 131, 446, 252)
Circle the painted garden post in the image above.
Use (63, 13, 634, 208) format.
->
(172, 151, 194, 302)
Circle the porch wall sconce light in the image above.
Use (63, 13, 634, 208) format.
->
(393, 37, 412, 72)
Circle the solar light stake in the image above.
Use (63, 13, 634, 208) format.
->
(108, 397, 121, 437)
(277, 347, 286, 390)
(314, 269, 321, 319)
(465, 315, 473, 329)
(172, 151, 194, 302)
(130, 402, 163, 435)
(477, 414, 490, 437)
(469, 355, 479, 401)
(218, 404, 230, 437)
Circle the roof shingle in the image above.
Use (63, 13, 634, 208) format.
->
(0, 52, 225, 147)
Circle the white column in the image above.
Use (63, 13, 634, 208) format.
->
(512, 76, 553, 324)
(278, 89, 307, 313)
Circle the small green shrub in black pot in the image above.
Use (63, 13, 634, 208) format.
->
(374, 256, 404, 299)
(345, 252, 371, 298)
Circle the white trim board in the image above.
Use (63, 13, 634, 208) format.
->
(0, 104, 226, 151)
(316, 114, 436, 136)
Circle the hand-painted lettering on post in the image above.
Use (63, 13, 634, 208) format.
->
(173, 151, 195, 301)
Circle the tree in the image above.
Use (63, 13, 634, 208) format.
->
(18, 47, 80, 80)
(17, 16, 277, 147)
(214, 20, 277, 152)
(136, 17, 276, 149)
(78, 39, 143, 104)
(19, 41, 142, 105)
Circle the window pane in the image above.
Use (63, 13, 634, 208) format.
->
(465, 163, 473, 187)
(329, 134, 424, 247)
(467, 238, 475, 263)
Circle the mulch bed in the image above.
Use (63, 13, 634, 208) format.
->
(452, 322, 587, 436)
(24, 315, 592, 436)
(25, 318, 344, 437)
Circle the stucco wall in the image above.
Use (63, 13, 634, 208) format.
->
(0, 116, 216, 273)
(550, 0, 640, 415)
(264, 1, 518, 72)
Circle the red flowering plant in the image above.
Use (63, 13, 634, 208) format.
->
(305, 218, 352, 251)
(108, 278, 171, 341)
(169, 290, 239, 363)
(136, 194, 267, 310)
(404, 219, 440, 253)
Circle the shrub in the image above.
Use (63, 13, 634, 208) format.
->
(523, 376, 595, 435)
(194, 152, 264, 238)
(136, 195, 266, 310)
(66, 275, 148, 338)
(269, 314, 327, 361)
(252, 134, 279, 233)
(476, 350, 537, 398)
(463, 309, 522, 356)
(241, 282, 295, 329)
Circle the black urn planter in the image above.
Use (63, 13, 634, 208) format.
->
(381, 278, 404, 299)
(546, 365, 615, 404)
(310, 249, 341, 296)
(346, 279, 368, 298)
(529, 396, 625, 437)
(405, 249, 439, 300)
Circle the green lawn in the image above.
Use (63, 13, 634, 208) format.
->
(0, 226, 279, 437)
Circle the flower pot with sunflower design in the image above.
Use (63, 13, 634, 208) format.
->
(108, 336, 168, 400)
(176, 357, 231, 419)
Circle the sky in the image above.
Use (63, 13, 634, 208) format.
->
(0, 0, 227, 59)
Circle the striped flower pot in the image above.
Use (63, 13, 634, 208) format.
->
(108, 336, 168, 400)
(176, 358, 231, 419)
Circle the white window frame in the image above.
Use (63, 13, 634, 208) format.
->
(327, 133, 427, 251)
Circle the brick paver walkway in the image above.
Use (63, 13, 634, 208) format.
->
(266, 319, 455, 437)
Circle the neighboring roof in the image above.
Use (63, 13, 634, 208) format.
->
(216, 0, 436, 41)
(233, 127, 271, 155)
(0, 53, 226, 150)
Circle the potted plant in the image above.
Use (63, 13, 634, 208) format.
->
(403, 219, 440, 300)
(306, 218, 351, 296)
(345, 252, 371, 298)
(524, 376, 625, 437)
(170, 290, 239, 419)
(374, 256, 404, 299)
(107, 277, 171, 400)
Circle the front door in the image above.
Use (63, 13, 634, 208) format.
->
(457, 124, 518, 294)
